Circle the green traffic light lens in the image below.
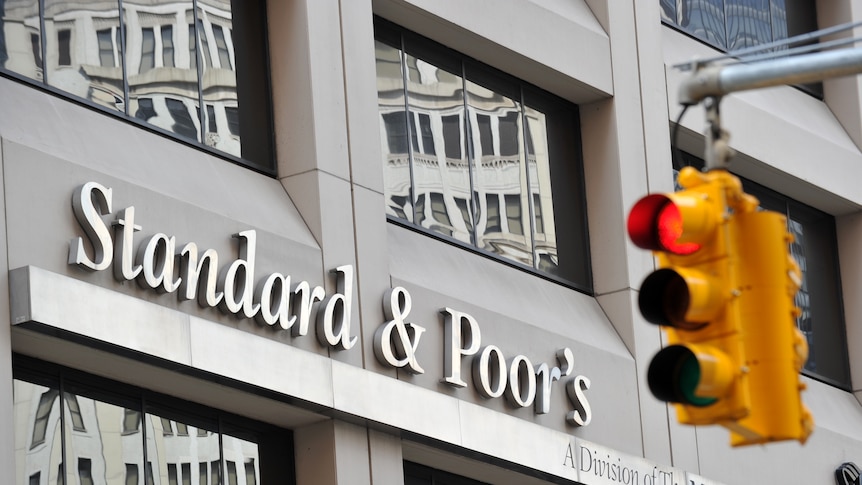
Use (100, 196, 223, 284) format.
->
(648, 345, 719, 407)
(678, 353, 717, 407)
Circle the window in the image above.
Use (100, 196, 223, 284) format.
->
(79, 458, 94, 485)
(97, 29, 117, 67)
(141, 27, 156, 72)
(661, 1, 821, 96)
(13, 356, 295, 485)
(64, 392, 86, 431)
(126, 464, 139, 485)
(123, 408, 142, 433)
(31, 33, 43, 70)
(675, 152, 850, 388)
(661, 0, 818, 51)
(0, 0, 274, 172)
(57, 29, 71, 66)
(212, 24, 232, 69)
(30, 389, 58, 448)
(375, 19, 591, 291)
(404, 462, 490, 485)
(162, 25, 175, 68)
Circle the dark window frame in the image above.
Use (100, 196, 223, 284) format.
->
(404, 461, 490, 485)
(674, 151, 850, 389)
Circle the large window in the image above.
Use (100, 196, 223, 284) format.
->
(675, 152, 850, 388)
(375, 19, 591, 292)
(0, 0, 273, 172)
(661, 0, 818, 52)
(12, 356, 294, 485)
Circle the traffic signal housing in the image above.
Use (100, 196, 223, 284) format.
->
(628, 166, 813, 445)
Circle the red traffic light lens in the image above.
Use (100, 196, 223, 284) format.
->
(627, 195, 700, 255)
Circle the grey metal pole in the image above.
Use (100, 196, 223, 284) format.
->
(679, 47, 862, 105)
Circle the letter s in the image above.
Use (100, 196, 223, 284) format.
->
(566, 375, 592, 427)
(69, 182, 113, 271)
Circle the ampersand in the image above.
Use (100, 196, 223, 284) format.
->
(373, 287, 426, 374)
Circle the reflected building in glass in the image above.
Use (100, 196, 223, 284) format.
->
(375, 29, 580, 279)
(14, 379, 260, 485)
(1, 0, 242, 158)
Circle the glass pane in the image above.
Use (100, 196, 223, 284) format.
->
(0, 0, 43, 81)
(162, 24, 175, 67)
(145, 412, 219, 485)
(660, 0, 677, 23)
(44, 0, 125, 112)
(197, 1, 240, 156)
(13, 379, 63, 485)
(786, 203, 850, 386)
(770, 0, 788, 45)
(221, 432, 259, 485)
(725, 0, 772, 50)
(405, 51, 472, 242)
(140, 27, 155, 72)
(467, 79, 531, 266)
(525, 106, 560, 275)
(376, 40, 413, 223)
(678, 0, 728, 49)
(63, 392, 143, 485)
(126, 463, 139, 485)
(124, 0, 201, 143)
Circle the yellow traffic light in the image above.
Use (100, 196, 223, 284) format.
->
(725, 208, 814, 445)
(628, 166, 813, 445)
(628, 167, 749, 424)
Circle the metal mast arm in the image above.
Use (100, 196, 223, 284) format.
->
(679, 47, 862, 105)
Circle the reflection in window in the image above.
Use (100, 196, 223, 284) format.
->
(245, 461, 257, 485)
(663, 1, 818, 53)
(79, 458, 94, 485)
(13, 358, 283, 485)
(0, 0, 273, 170)
(227, 461, 238, 485)
(375, 19, 591, 289)
(57, 29, 71, 66)
(166, 98, 198, 140)
(64, 393, 86, 431)
(141, 27, 155, 72)
(31, 33, 43, 70)
(504, 194, 522, 236)
(169, 463, 179, 485)
(212, 24, 231, 69)
(124, 408, 141, 433)
(31, 389, 58, 447)
(196, 19, 212, 69)
(135, 98, 157, 121)
(182, 463, 192, 485)
(126, 464, 139, 485)
(0, 0, 41, 81)
(97, 29, 114, 67)
(162, 25, 175, 68)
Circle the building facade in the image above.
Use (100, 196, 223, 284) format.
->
(2, 1, 862, 484)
